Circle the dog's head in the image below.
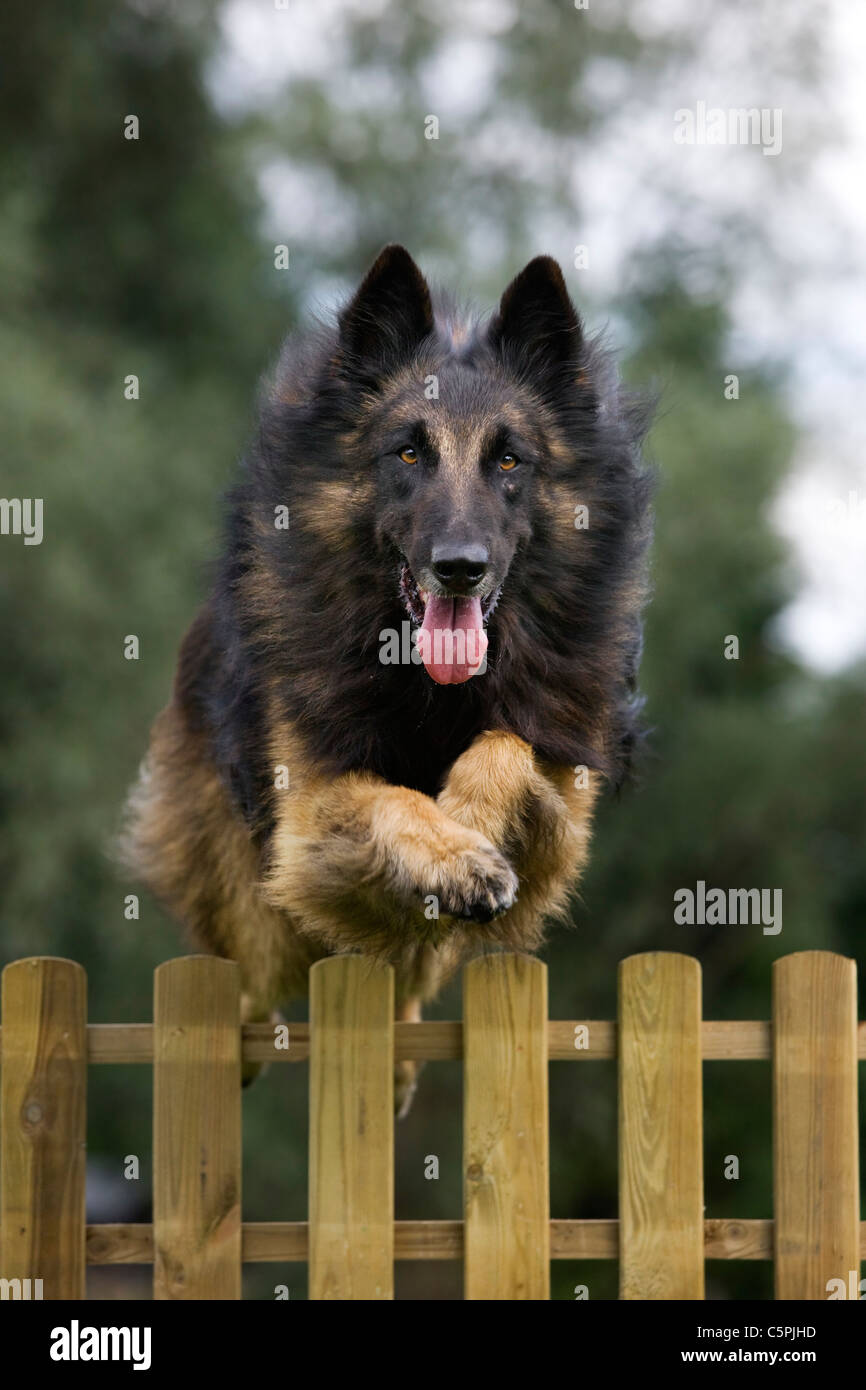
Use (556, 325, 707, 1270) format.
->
(332, 245, 591, 684)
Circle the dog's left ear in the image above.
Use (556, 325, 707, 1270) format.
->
(337, 244, 434, 372)
(490, 256, 583, 370)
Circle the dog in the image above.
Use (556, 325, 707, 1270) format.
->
(122, 245, 652, 1113)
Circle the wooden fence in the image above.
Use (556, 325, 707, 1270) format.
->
(0, 949, 861, 1300)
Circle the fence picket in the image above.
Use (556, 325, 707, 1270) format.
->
(463, 953, 550, 1299)
(0, 957, 87, 1299)
(773, 951, 859, 1300)
(618, 951, 704, 1299)
(0, 948, 862, 1302)
(153, 955, 242, 1298)
(309, 955, 394, 1299)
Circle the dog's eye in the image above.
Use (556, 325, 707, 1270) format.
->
(499, 453, 519, 471)
(398, 446, 418, 464)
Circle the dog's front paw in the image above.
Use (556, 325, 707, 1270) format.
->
(434, 842, 518, 923)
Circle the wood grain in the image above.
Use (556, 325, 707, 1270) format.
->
(0, 957, 87, 1299)
(17, 1216, 864, 1266)
(8, 1016, 865, 1062)
(153, 955, 241, 1299)
(464, 954, 549, 1299)
(308, 955, 394, 1299)
(618, 952, 704, 1299)
(773, 951, 859, 1300)
(0, 947, 862, 1303)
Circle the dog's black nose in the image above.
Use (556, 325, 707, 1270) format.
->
(431, 544, 489, 591)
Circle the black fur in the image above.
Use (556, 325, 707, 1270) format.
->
(188, 247, 653, 839)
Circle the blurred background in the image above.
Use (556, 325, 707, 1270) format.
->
(2, 0, 864, 1299)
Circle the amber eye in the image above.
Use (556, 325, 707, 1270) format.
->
(399, 446, 418, 464)
(499, 453, 519, 471)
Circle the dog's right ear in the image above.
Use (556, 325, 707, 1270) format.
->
(336, 245, 434, 373)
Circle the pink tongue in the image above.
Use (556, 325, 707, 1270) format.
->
(418, 596, 488, 684)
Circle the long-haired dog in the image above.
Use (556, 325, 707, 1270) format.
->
(123, 246, 652, 1111)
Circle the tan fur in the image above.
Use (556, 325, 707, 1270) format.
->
(126, 711, 597, 997)
(260, 716, 518, 1000)
(539, 477, 588, 546)
(290, 477, 374, 550)
(121, 704, 324, 1015)
(436, 731, 599, 952)
(124, 709, 599, 1106)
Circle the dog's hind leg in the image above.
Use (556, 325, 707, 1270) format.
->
(122, 703, 328, 1085)
(393, 995, 424, 1119)
(240, 994, 285, 1088)
(391, 940, 461, 1117)
(237, 929, 328, 1086)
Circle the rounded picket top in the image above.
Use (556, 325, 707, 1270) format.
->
(153, 953, 242, 1300)
(618, 949, 704, 1300)
(0, 956, 87, 1299)
(772, 949, 858, 1300)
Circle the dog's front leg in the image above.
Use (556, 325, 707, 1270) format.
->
(436, 731, 600, 951)
(261, 769, 518, 959)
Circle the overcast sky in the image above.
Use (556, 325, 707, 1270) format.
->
(209, 0, 866, 674)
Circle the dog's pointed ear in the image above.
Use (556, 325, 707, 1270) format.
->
(490, 256, 582, 369)
(337, 245, 434, 371)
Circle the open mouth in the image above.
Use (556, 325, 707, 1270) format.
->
(398, 561, 502, 685)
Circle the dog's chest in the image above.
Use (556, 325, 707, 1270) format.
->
(376, 694, 487, 796)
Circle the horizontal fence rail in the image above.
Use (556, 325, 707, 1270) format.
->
(4, 1020, 866, 1063)
(0, 950, 861, 1300)
(5, 1023, 866, 1061)
(79, 1217, 866, 1263)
